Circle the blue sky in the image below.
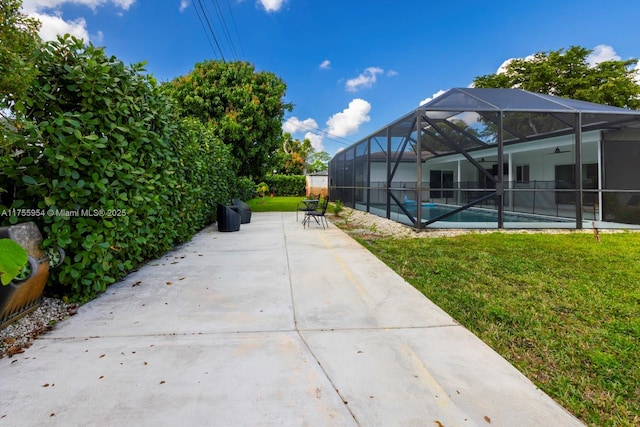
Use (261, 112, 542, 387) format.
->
(22, 0, 640, 156)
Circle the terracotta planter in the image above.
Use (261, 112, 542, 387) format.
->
(0, 222, 50, 328)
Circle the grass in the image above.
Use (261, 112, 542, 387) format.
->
(338, 229, 640, 427)
(245, 196, 308, 212)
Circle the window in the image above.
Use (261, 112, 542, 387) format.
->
(430, 170, 454, 198)
(516, 164, 530, 183)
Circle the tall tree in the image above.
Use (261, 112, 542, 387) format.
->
(0, 0, 41, 111)
(270, 133, 326, 175)
(473, 46, 640, 109)
(165, 60, 291, 178)
(307, 151, 331, 173)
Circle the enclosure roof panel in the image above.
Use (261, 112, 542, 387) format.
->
(419, 87, 640, 114)
(336, 88, 640, 158)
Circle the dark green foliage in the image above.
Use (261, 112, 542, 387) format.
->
(474, 46, 640, 109)
(0, 36, 236, 301)
(262, 175, 305, 196)
(171, 117, 236, 231)
(0, 0, 41, 110)
(165, 60, 292, 178)
(233, 177, 257, 202)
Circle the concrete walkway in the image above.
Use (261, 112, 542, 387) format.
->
(0, 212, 583, 426)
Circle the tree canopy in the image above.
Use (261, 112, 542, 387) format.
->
(473, 46, 640, 109)
(165, 60, 291, 178)
(0, 0, 41, 111)
(270, 133, 330, 175)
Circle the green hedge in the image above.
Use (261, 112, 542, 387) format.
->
(262, 175, 305, 196)
(0, 36, 238, 301)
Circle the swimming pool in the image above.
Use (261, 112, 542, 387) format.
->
(404, 204, 567, 223)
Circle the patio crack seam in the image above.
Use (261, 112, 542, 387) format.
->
(282, 214, 360, 426)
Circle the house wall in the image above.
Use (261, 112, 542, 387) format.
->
(366, 131, 605, 208)
(306, 175, 328, 197)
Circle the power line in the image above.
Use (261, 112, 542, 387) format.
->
(210, 0, 240, 60)
(285, 119, 357, 147)
(190, 0, 218, 57)
(222, 0, 245, 58)
(192, 0, 225, 61)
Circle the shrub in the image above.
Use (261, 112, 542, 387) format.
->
(172, 118, 235, 228)
(0, 36, 237, 301)
(233, 177, 256, 202)
(262, 175, 305, 196)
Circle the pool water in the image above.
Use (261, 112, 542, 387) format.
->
(407, 204, 563, 223)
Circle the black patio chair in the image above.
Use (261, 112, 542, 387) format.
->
(232, 198, 252, 224)
(303, 198, 329, 229)
(217, 203, 241, 232)
(296, 194, 319, 221)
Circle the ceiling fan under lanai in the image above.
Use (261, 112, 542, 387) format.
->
(547, 147, 571, 155)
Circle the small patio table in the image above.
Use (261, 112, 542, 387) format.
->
(296, 199, 320, 221)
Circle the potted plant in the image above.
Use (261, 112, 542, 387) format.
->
(0, 222, 63, 328)
(0, 238, 28, 285)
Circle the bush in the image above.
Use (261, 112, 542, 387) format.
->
(333, 200, 344, 216)
(0, 36, 237, 301)
(173, 118, 236, 229)
(233, 177, 256, 202)
(262, 175, 305, 196)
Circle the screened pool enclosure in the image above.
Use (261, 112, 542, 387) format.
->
(328, 88, 640, 229)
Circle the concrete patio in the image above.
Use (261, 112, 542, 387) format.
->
(0, 212, 583, 426)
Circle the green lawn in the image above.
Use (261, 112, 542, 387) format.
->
(345, 230, 640, 427)
(246, 196, 309, 212)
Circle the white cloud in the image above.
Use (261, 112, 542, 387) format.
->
(587, 44, 620, 67)
(179, 0, 189, 12)
(419, 90, 446, 106)
(22, 0, 135, 42)
(257, 0, 287, 12)
(23, 0, 135, 12)
(282, 117, 324, 151)
(496, 58, 514, 74)
(386, 69, 399, 77)
(282, 117, 319, 134)
(496, 45, 620, 74)
(345, 67, 384, 92)
(283, 100, 372, 152)
(304, 132, 324, 152)
(94, 30, 104, 43)
(326, 99, 371, 137)
(31, 11, 90, 41)
(319, 59, 331, 70)
(633, 60, 640, 85)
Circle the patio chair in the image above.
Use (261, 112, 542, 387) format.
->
(232, 198, 252, 224)
(217, 203, 241, 232)
(296, 194, 319, 221)
(303, 198, 329, 229)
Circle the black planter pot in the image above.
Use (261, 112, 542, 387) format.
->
(217, 204, 241, 232)
(231, 199, 252, 224)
